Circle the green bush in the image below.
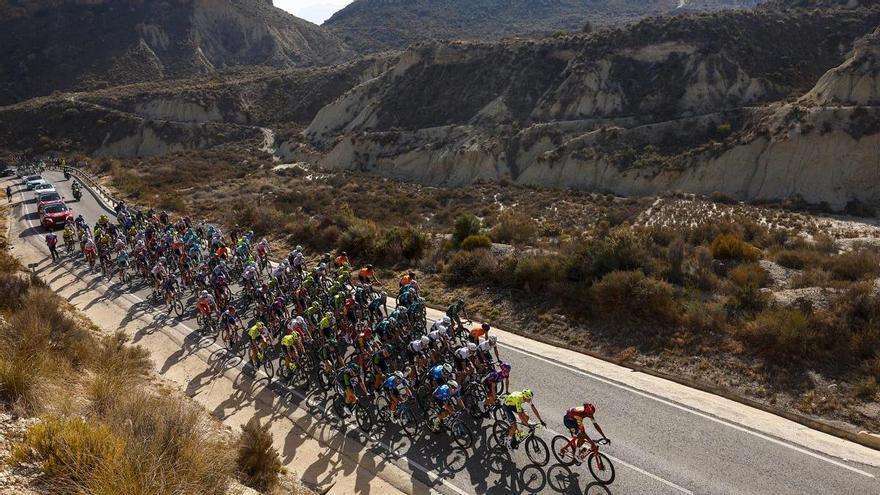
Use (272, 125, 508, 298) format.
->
(460, 234, 492, 250)
(451, 214, 482, 248)
(567, 229, 649, 282)
(592, 271, 679, 324)
(710, 233, 760, 261)
(728, 263, 769, 312)
(237, 417, 281, 492)
(381, 226, 427, 261)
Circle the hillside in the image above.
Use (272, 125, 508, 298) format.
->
(325, 0, 762, 53)
(298, 1, 880, 209)
(0, 0, 353, 105)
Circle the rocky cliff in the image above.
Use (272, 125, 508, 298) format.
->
(296, 3, 880, 209)
(0, 0, 353, 105)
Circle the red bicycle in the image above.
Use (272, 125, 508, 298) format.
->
(551, 433, 615, 485)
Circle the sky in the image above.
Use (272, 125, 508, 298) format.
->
(274, 0, 354, 25)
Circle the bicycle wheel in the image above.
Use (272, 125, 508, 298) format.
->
(172, 298, 184, 317)
(524, 435, 550, 466)
(587, 452, 615, 485)
(452, 421, 474, 450)
(399, 406, 418, 437)
(551, 435, 577, 466)
(374, 395, 391, 423)
(262, 355, 275, 378)
(491, 420, 510, 447)
(355, 405, 372, 433)
(464, 388, 488, 418)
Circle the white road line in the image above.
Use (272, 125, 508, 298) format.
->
(17, 183, 470, 495)
(500, 342, 877, 479)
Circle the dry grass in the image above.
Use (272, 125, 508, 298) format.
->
(237, 416, 282, 492)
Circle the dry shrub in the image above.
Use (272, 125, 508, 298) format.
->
(727, 263, 769, 312)
(0, 355, 44, 412)
(380, 226, 427, 262)
(490, 211, 537, 245)
(88, 334, 151, 416)
(592, 270, 679, 324)
(237, 416, 281, 492)
(775, 249, 823, 270)
(823, 250, 880, 281)
(739, 308, 814, 361)
(710, 234, 760, 262)
(96, 393, 231, 495)
(0, 274, 30, 312)
(853, 377, 879, 400)
(514, 256, 561, 293)
(683, 300, 727, 334)
(339, 218, 380, 259)
(460, 234, 492, 250)
(13, 417, 124, 490)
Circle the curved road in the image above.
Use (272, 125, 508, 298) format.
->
(8, 170, 880, 495)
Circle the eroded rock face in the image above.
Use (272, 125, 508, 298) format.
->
(803, 27, 880, 106)
(298, 4, 880, 209)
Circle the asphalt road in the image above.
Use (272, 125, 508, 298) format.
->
(10, 170, 880, 495)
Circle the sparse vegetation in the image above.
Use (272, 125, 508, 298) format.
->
(237, 417, 282, 492)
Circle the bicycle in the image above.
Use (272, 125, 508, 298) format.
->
(374, 389, 420, 437)
(249, 340, 275, 378)
(221, 320, 244, 356)
(551, 434, 615, 485)
(493, 421, 550, 466)
(428, 408, 474, 449)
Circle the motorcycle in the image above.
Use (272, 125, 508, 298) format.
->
(63, 169, 70, 180)
(72, 187, 82, 201)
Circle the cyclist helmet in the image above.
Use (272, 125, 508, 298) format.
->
(200, 290, 209, 297)
(227, 305, 235, 312)
(388, 317, 397, 326)
(457, 298, 464, 305)
(522, 389, 534, 401)
(447, 380, 459, 390)
(159, 257, 167, 264)
(467, 342, 477, 353)
(489, 335, 498, 345)
(420, 336, 430, 346)
(442, 316, 451, 325)
(349, 363, 360, 374)
(366, 264, 373, 269)
(442, 363, 453, 375)
(295, 245, 302, 252)
(324, 311, 333, 318)
(399, 306, 408, 314)
(499, 362, 512, 373)
(482, 323, 490, 331)
(583, 403, 596, 416)
(394, 371, 405, 380)
(384, 344, 394, 354)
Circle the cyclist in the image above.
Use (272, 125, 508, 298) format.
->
(358, 264, 378, 285)
(504, 389, 546, 449)
(446, 299, 469, 332)
(476, 335, 501, 367)
(247, 321, 272, 365)
(481, 362, 511, 409)
(280, 331, 301, 373)
(62, 226, 75, 251)
(429, 362, 454, 388)
(220, 305, 244, 343)
(196, 290, 217, 319)
(453, 342, 477, 375)
(564, 403, 610, 462)
(338, 363, 369, 417)
(161, 274, 180, 307)
(115, 249, 130, 276)
(470, 322, 490, 344)
(432, 380, 464, 430)
(382, 371, 413, 421)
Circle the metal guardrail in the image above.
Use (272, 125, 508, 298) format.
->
(52, 165, 119, 213)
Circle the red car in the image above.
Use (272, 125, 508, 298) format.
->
(36, 191, 63, 214)
(40, 202, 73, 230)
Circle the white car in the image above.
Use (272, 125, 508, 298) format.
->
(32, 182, 56, 196)
(25, 175, 44, 189)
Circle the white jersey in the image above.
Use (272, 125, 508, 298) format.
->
(477, 338, 494, 353)
(242, 266, 258, 281)
(408, 340, 424, 353)
(454, 347, 471, 360)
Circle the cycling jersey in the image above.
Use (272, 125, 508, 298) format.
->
(504, 392, 527, 412)
(453, 347, 471, 360)
(433, 384, 458, 403)
(281, 334, 297, 347)
(407, 340, 424, 353)
(248, 324, 265, 340)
